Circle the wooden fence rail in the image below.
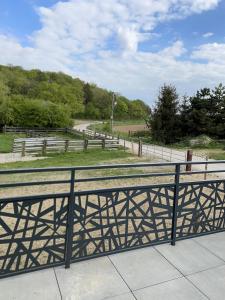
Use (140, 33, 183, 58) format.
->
(3, 126, 67, 134)
(13, 138, 120, 156)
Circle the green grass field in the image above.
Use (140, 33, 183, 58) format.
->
(0, 133, 26, 153)
(0, 149, 132, 169)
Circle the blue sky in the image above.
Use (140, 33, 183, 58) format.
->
(0, 0, 224, 104)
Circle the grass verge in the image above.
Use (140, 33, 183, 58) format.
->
(0, 133, 26, 153)
(0, 149, 132, 169)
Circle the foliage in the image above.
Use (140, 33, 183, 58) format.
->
(0, 65, 150, 127)
(4, 96, 72, 128)
(150, 83, 225, 144)
(150, 85, 180, 144)
(180, 84, 225, 139)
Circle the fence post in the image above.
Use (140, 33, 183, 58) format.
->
(204, 155, 208, 180)
(22, 141, 26, 157)
(65, 169, 75, 268)
(138, 139, 142, 157)
(102, 139, 105, 149)
(65, 140, 69, 153)
(82, 130, 85, 140)
(84, 139, 88, 151)
(3, 125, 6, 134)
(124, 139, 126, 151)
(171, 164, 180, 246)
(42, 140, 47, 156)
(186, 149, 193, 172)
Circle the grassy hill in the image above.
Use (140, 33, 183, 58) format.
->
(0, 65, 150, 128)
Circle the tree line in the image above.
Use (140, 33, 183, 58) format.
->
(150, 84, 225, 144)
(0, 65, 150, 128)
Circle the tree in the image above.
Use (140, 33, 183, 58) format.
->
(0, 80, 13, 126)
(0, 64, 150, 127)
(83, 83, 93, 106)
(129, 100, 150, 119)
(114, 98, 128, 119)
(210, 84, 225, 138)
(151, 85, 180, 144)
(187, 88, 212, 136)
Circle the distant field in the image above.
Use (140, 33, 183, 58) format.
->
(114, 124, 147, 133)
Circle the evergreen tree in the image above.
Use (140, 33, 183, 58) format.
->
(188, 88, 211, 136)
(151, 85, 180, 144)
(211, 83, 225, 138)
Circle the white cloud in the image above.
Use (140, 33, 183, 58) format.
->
(192, 43, 225, 63)
(203, 32, 214, 38)
(0, 0, 223, 103)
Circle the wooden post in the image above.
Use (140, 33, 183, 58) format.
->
(124, 139, 126, 151)
(82, 130, 85, 140)
(204, 155, 208, 180)
(65, 140, 69, 153)
(102, 139, 105, 149)
(84, 139, 88, 151)
(3, 125, 6, 134)
(186, 149, 193, 172)
(22, 141, 26, 157)
(138, 139, 142, 157)
(42, 140, 47, 156)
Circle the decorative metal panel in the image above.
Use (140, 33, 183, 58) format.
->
(72, 187, 174, 259)
(0, 196, 68, 277)
(176, 181, 225, 238)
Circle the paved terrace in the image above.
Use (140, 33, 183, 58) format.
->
(1, 232, 225, 300)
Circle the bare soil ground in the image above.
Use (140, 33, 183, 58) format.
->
(114, 124, 148, 133)
(0, 154, 222, 269)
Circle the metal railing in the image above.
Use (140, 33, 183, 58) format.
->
(0, 160, 225, 278)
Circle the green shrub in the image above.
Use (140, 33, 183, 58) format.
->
(1, 97, 72, 128)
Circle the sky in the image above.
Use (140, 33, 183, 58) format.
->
(0, 0, 225, 105)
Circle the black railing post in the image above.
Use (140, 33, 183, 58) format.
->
(65, 169, 75, 268)
(171, 164, 180, 246)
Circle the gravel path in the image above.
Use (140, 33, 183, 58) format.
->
(0, 153, 46, 164)
(74, 122, 225, 175)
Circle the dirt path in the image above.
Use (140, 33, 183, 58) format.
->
(74, 122, 225, 175)
(0, 153, 46, 164)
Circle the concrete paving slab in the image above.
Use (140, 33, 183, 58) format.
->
(55, 256, 129, 300)
(0, 269, 60, 300)
(109, 247, 182, 291)
(155, 239, 223, 275)
(106, 292, 136, 300)
(134, 277, 207, 300)
(188, 265, 225, 300)
(195, 232, 225, 261)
